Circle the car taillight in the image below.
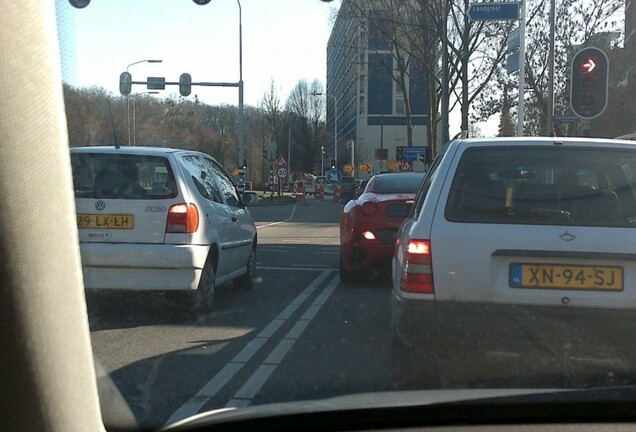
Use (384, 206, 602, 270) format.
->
(361, 201, 377, 216)
(166, 203, 199, 234)
(400, 239, 434, 293)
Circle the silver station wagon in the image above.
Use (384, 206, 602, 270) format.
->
(392, 137, 636, 385)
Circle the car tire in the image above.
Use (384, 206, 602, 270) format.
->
(195, 258, 216, 312)
(339, 254, 358, 283)
(235, 246, 256, 290)
(391, 333, 440, 389)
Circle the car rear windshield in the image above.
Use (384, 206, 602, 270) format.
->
(445, 146, 636, 227)
(71, 153, 178, 199)
(371, 173, 425, 193)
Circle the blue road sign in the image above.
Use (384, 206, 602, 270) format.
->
(469, 2, 519, 21)
(403, 146, 427, 154)
(327, 169, 342, 185)
(554, 115, 580, 123)
(507, 50, 520, 74)
(402, 146, 426, 161)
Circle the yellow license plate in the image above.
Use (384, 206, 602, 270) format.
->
(510, 263, 623, 291)
(77, 214, 134, 229)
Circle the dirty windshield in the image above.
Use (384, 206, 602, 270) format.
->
(55, 0, 636, 429)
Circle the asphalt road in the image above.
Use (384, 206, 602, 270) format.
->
(87, 198, 636, 429)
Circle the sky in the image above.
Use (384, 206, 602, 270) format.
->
(55, 0, 340, 107)
(54, 0, 491, 136)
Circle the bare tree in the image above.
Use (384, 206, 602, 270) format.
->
(341, 0, 512, 155)
(259, 79, 284, 154)
(285, 79, 326, 175)
(474, 0, 623, 136)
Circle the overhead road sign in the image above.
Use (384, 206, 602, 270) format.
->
(469, 2, 520, 21)
(402, 146, 427, 162)
(402, 146, 427, 154)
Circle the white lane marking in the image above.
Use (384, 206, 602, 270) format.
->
(285, 320, 311, 340)
(256, 204, 298, 229)
(257, 266, 339, 271)
(165, 269, 333, 426)
(225, 276, 340, 408)
(231, 338, 268, 363)
(232, 364, 277, 399)
(263, 339, 295, 365)
(167, 362, 242, 423)
(281, 239, 309, 243)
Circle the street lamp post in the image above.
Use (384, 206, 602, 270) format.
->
(237, 0, 244, 173)
(126, 59, 162, 146)
(197, 1, 244, 182)
(131, 91, 159, 146)
(311, 91, 338, 169)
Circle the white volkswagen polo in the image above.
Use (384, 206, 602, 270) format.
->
(71, 146, 257, 311)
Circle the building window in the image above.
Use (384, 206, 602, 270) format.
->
(396, 92, 405, 114)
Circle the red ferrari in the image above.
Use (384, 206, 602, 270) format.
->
(339, 172, 425, 282)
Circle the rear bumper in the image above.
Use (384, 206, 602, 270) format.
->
(343, 241, 394, 273)
(79, 242, 210, 291)
(391, 290, 636, 350)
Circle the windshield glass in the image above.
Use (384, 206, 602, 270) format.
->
(446, 146, 636, 226)
(54, 0, 636, 429)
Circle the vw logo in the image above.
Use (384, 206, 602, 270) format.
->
(559, 231, 575, 241)
(95, 200, 106, 211)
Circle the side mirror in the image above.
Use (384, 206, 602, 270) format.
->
(241, 191, 259, 206)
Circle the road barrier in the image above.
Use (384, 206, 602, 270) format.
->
(315, 185, 324, 201)
(294, 184, 305, 199)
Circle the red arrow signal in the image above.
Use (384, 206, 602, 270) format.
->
(582, 58, 596, 73)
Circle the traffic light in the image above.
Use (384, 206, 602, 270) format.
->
(396, 146, 404, 161)
(179, 73, 192, 97)
(330, 159, 336, 169)
(119, 72, 132, 95)
(241, 159, 247, 170)
(570, 47, 609, 119)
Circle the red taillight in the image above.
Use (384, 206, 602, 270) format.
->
(166, 203, 199, 234)
(400, 239, 434, 293)
(361, 201, 377, 217)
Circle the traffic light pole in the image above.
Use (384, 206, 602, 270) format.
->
(546, 0, 556, 135)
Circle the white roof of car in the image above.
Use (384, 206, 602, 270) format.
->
(70, 146, 200, 155)
(455, 136, 636, 146)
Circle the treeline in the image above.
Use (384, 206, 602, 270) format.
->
(62, 81, 328, 186)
